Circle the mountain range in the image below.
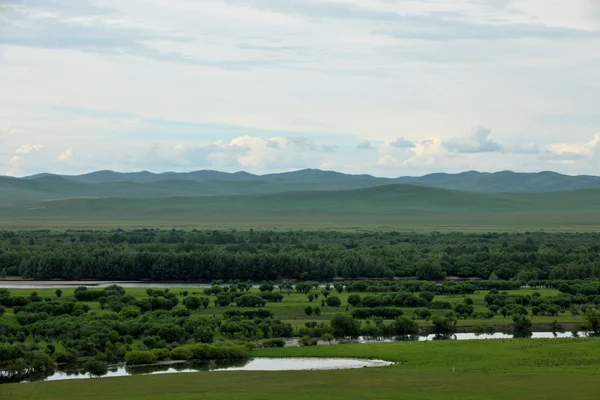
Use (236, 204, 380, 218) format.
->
(1, 169, 600, 230)
(14, 168, 600, 195)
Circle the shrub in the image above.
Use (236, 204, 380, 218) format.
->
(260, 338, 286, 348)
(170, 347, 193, 360)
(125, 350, 158, 365)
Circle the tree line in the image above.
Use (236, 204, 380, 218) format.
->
(1, 230, 600, 281)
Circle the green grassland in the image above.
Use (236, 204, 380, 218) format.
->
(2, 184, 600, 231)
(3, 339, 600, 400)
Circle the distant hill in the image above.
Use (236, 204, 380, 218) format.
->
(1, 184, 599, 231)
(21, 169, 600, 193)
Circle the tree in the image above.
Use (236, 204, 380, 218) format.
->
(415, 262, 446, 281)
(330, 314, 361, 338)
(183, 296, 203, 310)
(392, 316, 420, 335)
(432, 316, 455, 334)
(419, 291, 435, 303)
(512, 314, 532, 332)
(463, 297, 474, 305)
(259, 283, 274, 293)
(347, 294, 362, 307)
(413, 308, 432, 321)
(322, 333, 334, 344)
(236, 294, 266, 308)
(584, 309, 600, 334)
(304, 306, 313, 316)
(84, 359, 108, 378)
(453, 303, 474, 319)
(313, 307, 321, 316)
(202, 297, 210, 309)
(55, 289, 63, 298)
(326, 296, 341, 307)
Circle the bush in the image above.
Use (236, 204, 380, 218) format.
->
(83, 359, 108, 377)
(152, 348, 170, 361)
(170, 346, 193, 360)
(351, 307, 404, 320)
(260, 338, 286, 348)
(125, 350, 158, 365)
(326, 296, 341, 307)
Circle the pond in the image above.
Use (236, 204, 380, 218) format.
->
(7, 358, 393, 383)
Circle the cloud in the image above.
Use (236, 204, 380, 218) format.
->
(57, 147, 74, 161)
(443, 127, 503, 153)
(389, 137, 416, 148)
(6, 156, 21, 175)
(544, 132, 600, 160)
(503, 142, 541, 154)
(16, 144, 44, 154)
(356, 140, 373, 149)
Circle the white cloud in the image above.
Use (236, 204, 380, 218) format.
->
(443, 127, 503, 153)
(15, 144, 44, 154)
(57, 147, 74, 161)
(6, 156, 21, 176)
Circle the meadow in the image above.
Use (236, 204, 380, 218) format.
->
(2, 184, 600, 231)
(1, 285, 590, 332)
(3, 339, 600, 400)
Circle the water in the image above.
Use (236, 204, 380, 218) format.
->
(284, 331, 589, 346)
(0, 282, 247, 289)
(0, 281, 333, 289)
(10, 358, 392, 383)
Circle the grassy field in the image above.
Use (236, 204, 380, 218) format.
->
(3, 339, 600, 400)
(2, 184, 600, 231)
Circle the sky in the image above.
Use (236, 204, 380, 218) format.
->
(1, 0, 600, 177)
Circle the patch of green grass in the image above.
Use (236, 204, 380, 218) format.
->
(3, 339, 600, 400)
(3, 185, 600, 231)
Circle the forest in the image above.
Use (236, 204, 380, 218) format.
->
(1, 230, 600, 282)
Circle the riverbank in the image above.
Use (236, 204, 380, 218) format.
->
(4, 339, 600, 400)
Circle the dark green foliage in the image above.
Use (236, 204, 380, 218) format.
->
(391, 316, 420, 335)
(83, 359, 108, 377)
(260, 338, 285, 348)
(325, 296, 341, 307)
(4, 230, 600, 282)
(330, 314, 361, 338)
(236, 294, 266, 308)
(351, 308, 404, 320)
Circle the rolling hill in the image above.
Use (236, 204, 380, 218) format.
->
(1, 184, 599, 231)
(19, 169, 600, 193)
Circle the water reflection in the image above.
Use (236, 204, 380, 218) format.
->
(6, 358, 392, 383)
(285, 331, 590, 347)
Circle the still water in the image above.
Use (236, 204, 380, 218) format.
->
(17, 358, 393, 383)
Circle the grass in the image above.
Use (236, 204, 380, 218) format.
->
(3, 339, 600, 400)
(2, 287, 586, 329)
(2, 184, 600, 231)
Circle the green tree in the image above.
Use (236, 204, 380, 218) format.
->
(392, 316, 420, 335)
(584, 309, 600, 334)
(304, 306, 313, 316)
(84, 359, 108, 378)
(330, 314, 361, 338)
(347, 294, 362, 307)
(55, 289, 63, 298)
(326, 296, 341, 307)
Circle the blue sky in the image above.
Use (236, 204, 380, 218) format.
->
(1, 0, 600, 177)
